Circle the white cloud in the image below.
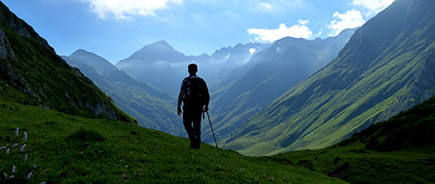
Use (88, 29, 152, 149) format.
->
(248, 19, 313, 43)
(80, 0, 183, 19)
(255, 0, 304, 13)
(352, 0, 395, 16)
(257, 2, 273, 12)
(327, 10, 365, 36)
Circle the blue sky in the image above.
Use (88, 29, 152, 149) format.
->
(1, 0, 394, 63)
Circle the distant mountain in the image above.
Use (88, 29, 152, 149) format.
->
(225, 0, 435, 156)
(116, 41, 268, 96)
(206, 29, 355, 143)
(63, 50, 185, 136)
(120, 40, 189, 64)
(0, 2, 134, 123)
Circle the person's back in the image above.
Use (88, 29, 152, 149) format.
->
(177, 64, 210, 149)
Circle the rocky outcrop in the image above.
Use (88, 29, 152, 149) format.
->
(0, 28, 16, 60)
(0, 3, 53, 52)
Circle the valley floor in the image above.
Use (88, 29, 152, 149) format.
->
(270, 144, 435, 184)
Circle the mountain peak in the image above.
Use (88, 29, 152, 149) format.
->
(120, 40, 188, 63)
(67, 49, 118, 75)
(71, 49, 92, 56)
(144, 40, 175, 51)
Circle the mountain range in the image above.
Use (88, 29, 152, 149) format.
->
(116, 41, 268, 97)
(224, 0, 435, 156)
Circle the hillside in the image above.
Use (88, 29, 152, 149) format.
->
(0, 99, 346, 184)
(63, 50, 184, 136)
(207, 29, 355, 143)
(0, 2, 134, 123)
(269, 96, 435, 184)
(225, 0, 435, 155)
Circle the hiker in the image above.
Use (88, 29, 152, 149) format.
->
(177, 64, 210, 149)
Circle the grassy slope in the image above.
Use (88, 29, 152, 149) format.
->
(0, 99, 346, 184)
(268, 96, 435, 184)
(224, 0, 435, 155)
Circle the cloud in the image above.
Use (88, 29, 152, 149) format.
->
(257, 2, 273, 12)
(352, 0, 395, 16)
(327, 10, 365, 36)
(255, 0, 304, 13)
(248, 20, 313, 42)
(80, 0, 183, 19)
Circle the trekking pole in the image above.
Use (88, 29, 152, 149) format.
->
(206, 112, 219, 152)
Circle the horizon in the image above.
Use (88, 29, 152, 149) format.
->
(1, 0, 394, 64)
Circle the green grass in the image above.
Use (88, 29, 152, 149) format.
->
(270, 145, 435, 184)
(0, 99, 346, 184)
(265, 96, 435, 184)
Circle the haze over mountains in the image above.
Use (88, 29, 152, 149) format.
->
(225, 0, 435, 155)
(116, 41, 268, 97)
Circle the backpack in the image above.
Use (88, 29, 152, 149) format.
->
(183, 76, 206, 107)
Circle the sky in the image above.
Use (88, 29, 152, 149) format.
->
(1, 0, 395, 63)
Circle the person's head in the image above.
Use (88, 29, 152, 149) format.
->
(188, 63, 198, 75)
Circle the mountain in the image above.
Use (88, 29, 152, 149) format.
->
(0, 2, 134, 123)
(116, 41, 268, 96)
(225, 0, 435, 156)
(63, 50, 185, 136)
(0, 99, 346, 183)
(206, 29, 355, 143)
(271, 96, 435, 184)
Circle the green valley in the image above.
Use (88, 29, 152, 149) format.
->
(225, 0, 435, 155)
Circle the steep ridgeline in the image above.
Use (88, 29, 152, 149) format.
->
(63, 50, 185, 136)
(0, 2, 134, 123)
(116, 41, 268, 97)
(226, 0, 435, 156)
(206, 29, 355, 143)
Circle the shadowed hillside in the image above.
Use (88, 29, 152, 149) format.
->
(0, 2, 135, 123)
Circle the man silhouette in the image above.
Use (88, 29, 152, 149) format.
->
(177, 64, 210, 149)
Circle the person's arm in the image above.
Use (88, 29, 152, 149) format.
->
(203, 80, 210, 112)
(177, 80, 185, 116)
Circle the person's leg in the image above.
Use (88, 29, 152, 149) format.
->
(183, 110, 195, 148)
(192, 111, 202, 149)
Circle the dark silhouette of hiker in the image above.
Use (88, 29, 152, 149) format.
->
(177, 64, 210, 149)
